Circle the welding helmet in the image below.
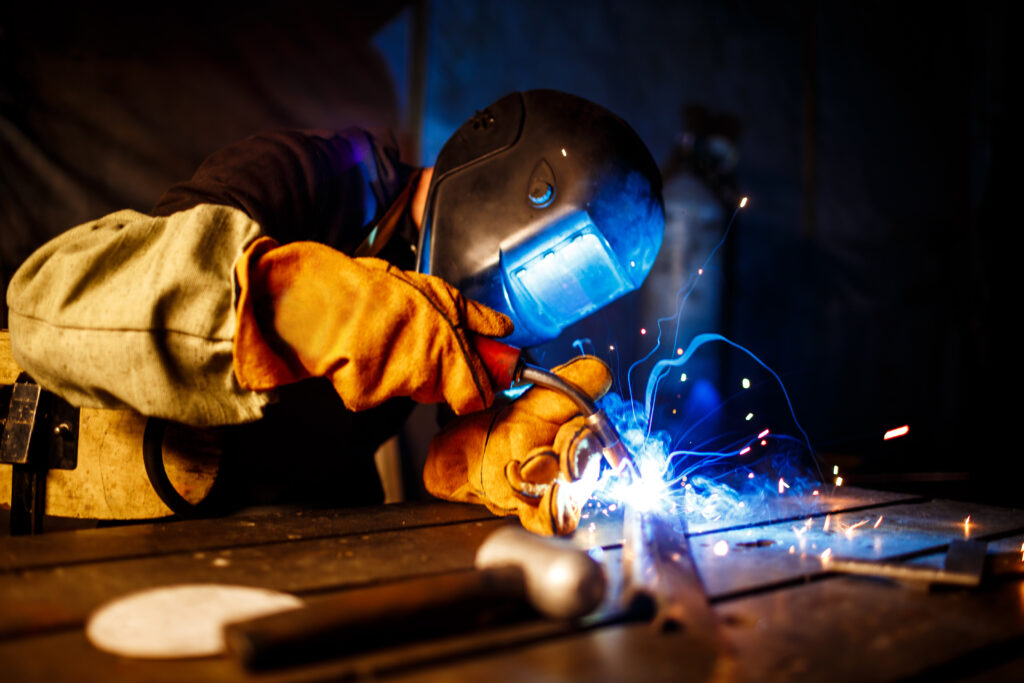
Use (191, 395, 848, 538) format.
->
(417, 90, 664, 347)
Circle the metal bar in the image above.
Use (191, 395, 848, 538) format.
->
(825, 558, 978, 587)
(9, 465, 44, 535)
(406, 0, 428, 164)
(621, 506, 719, 636)
(0, 377, 42, 465)
(825, 539, 988, 587)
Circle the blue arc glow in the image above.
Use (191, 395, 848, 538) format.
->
(625, 203, 743, 419)
(566, 197, 823, 526)
(643, 332, 813, 454)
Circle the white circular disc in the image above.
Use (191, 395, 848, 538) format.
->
(86, 583, 303, 659)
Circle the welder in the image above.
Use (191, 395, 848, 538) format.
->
(3, 90, 664, 535)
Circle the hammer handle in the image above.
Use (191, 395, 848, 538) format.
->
(224, 566, 526, 669)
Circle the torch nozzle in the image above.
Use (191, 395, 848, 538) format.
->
(601, 439, 640, 481)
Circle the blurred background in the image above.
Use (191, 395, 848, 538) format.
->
(1, 2, 1010, 504)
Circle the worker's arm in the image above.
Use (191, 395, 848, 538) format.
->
(151, 129, 411, 251)
(5, 130, 416, 425)
(6, 205, 268, 425)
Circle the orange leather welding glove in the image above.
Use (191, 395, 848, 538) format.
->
(424, 356, 613, 536)
(233, 237, 513, 415)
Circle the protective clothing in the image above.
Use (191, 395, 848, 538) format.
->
(4, 130, 424, 514)
(6, 206, 268, 426)
(423, 355, 612, 535)
(6, 130, 414, 426)
(233, 237, 513, 415)
(418, 90, 665, 347)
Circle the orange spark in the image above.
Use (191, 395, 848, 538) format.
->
(884, 424, 910, 440)
(874, 515, 883, 529)
(823, 514, 831, 531)
(844, 519, 869, 539)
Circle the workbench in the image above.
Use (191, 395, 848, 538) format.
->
(2, 488, 1023, 681)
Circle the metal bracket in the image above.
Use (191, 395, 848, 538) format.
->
(1, 373, 79, 534)
(0, 377, 42, 465)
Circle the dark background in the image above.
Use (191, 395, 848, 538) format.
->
(1, 2, 1011, 504)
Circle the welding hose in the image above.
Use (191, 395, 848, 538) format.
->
(472, 336, 635, 476)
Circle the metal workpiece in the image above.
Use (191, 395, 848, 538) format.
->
(621, 506, 721, 639)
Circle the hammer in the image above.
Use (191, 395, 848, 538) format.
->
(224, 526, 606, 669)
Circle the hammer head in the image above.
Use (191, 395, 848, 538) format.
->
(475, 525, 607, 619)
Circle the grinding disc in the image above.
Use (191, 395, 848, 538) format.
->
(86, 583, 303, 658)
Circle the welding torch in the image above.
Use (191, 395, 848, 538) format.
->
(472, 335, 637, 479)
(472, 343, 727, 653)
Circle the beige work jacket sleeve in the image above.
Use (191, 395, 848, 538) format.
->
(6, 204, 273, 426)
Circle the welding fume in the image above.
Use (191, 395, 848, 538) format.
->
(3, 89, 664, 536)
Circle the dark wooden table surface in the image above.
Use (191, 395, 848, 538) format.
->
(2, 487, 1024, 681)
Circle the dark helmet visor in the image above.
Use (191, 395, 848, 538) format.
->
(418, 90, 664, 346)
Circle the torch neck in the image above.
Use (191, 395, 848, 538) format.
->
(517, 364, 599, 415)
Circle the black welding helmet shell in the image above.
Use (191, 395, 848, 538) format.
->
(417, 90, 664, 347)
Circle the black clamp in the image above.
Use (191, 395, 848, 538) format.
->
(0, 373, 79, 535)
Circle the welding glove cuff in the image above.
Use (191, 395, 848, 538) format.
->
(424, 355, 613, 535)
(233, 237, 513, 415)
